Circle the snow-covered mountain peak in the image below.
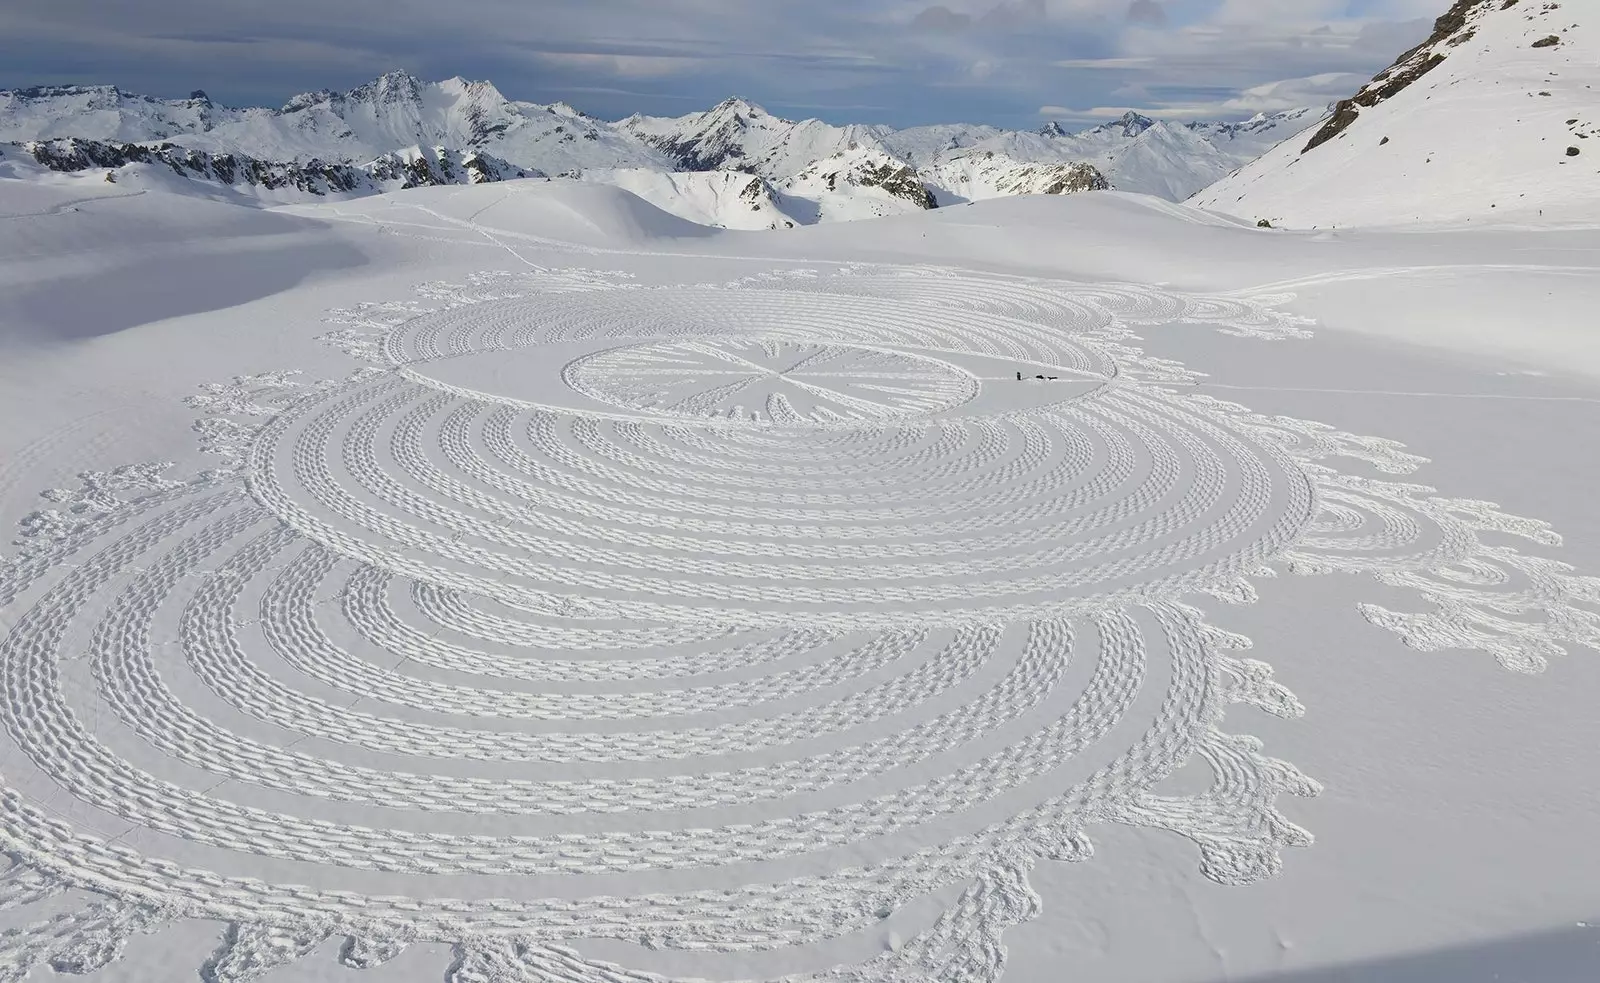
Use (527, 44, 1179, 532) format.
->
(345, 69, 426, 105)
(279, 88, 336, 113)
(1089, 111, 1158, 139)
(708, 97, 772, 119)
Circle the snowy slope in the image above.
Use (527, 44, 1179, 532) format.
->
(617, 98, 887, 179)
(565, 168, 798, 230)
(1192, 0, 1600, 228)
(0, 85, 222, 143)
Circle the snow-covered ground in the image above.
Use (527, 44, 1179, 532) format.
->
(0, 168, 1597, 983)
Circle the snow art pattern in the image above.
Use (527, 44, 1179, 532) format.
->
(1, 265, 1595, 982)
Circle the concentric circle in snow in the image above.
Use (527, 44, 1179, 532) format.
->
(243, 287, 1314, 628)
(563, 337, 980, 424)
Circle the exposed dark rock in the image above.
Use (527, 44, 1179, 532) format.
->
(855, 161, 937, 209)
(18, 137, 529, 195)
(1302, 0, 1485, 153)
(1532, 34, 1562, 46)
(1567, 146, 1581, 156)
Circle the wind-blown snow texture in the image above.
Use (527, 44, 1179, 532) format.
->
(0, 75, 1319, 226)
(1192, 0, 1600, 228)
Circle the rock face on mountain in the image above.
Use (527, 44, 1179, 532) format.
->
(1300, 0, 1484, 153)
(920, 151, 1108, 204)
(1191, 0, 1599, 228)
(12, 137, 530, 197)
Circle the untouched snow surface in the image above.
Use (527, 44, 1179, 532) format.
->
(1192, 0, 1600, 228)
(0, 172, 1598, 983)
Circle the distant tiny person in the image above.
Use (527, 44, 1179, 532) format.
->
(1016, 371, 1022, 381)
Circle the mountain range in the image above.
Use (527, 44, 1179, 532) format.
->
(0, 73, 1322, 227)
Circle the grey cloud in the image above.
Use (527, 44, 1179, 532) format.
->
(978, 0, 1048, 31)
(1126, 1, 1166, 27)
(911, 6, 974, 32)
(911, 0, 1048, 35)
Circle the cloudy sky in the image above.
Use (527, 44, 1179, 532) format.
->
(0, 0, 1449, 127)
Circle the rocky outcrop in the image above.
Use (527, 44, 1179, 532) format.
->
(993, 161, 1109, 196)
(17, 137, 530, 195)
(787, 148, 938, 210)
(1302, 0, 1488, 152)
(853, 160, 938, 209)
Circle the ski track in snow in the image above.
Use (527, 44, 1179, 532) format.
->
(0, 252, 1596, 983)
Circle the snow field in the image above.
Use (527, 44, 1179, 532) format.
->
(1, 252, 1594, 982)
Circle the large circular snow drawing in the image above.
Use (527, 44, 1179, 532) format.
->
(0, 265, 1589, 983)
(238, 286, 1315, 628)
(565, 338, 980, 424)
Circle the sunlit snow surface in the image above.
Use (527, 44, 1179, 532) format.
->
(0, 174, 1597, 983)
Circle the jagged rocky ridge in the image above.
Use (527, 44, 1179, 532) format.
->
(11, 137, 532, 194)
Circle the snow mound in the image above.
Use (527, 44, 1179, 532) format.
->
(562, 168, 797, 230)
(1191, 0, 1600, 228)
(294, 180, 720, 248)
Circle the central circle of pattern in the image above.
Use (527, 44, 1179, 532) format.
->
(564, 338, 979, 424)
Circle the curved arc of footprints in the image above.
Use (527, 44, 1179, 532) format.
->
(0, 264, 1594, 983)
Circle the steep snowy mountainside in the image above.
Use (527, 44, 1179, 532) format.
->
(617, 99, 887, 179)
(874, 109, 1320, 200)
(2, 72, 671, 172)
(919, 151, 1108, 204)
(779, 144, 940, 223)
(254, 73, 669, 171)
(1186, 106, 1326, 158)
(1192, 0, 1599, 227)
(0, 85, 222, 143)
